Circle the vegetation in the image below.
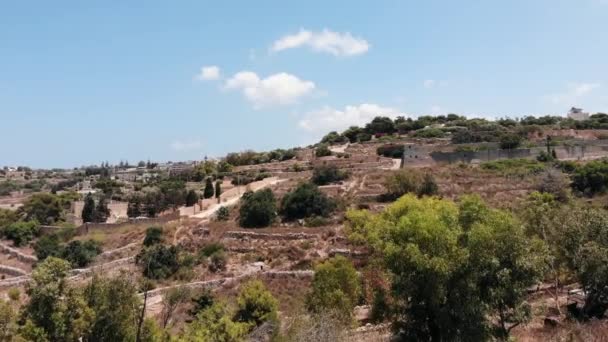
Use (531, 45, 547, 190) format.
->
(3, 220, 39, 246)
(203, 178, 214, 199)
(347, 195, 547, 340)
(136, 244, 181, 279)
(311, 165, 348, 185)
(185, 189, 199, 207)
(376, 144, 404, 158)
(20, 193, 63, 225)
(571, 159, 608, 196)
(306, 256, 360, 321)
(280, 182, 336, 220)
(216, 206, 230, 221)
(381, 169, 438, 201)
(238, 189, 277, 228)
(314, 144, 332, 157)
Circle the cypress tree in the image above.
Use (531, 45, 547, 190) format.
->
(203, 178, 214, 199)
(82, 193, 95, 223)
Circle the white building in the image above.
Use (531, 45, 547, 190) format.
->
(568, 107, 589, 121)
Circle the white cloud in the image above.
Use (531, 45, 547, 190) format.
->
(299, 103, 400, 134)
(271, 29, 370, 57)
(430, 105, 443, 114)
(545, 82, 601, 105)
(196, 66, 221, 81)
(224, 71, 315, 108)
(171, 140, 202, 151)
(423, 79, 449, 89)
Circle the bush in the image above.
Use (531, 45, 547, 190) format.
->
(306, 256, 360, 321)
(376, 144, 405, 158)
(499, 133, 522, 149)
(311, 165, 348, 185)
(571, 159, 608, 196)
(61, 240, 101, 268)
(137, 244, 181, 279)
(216, 206, 229, 221)
(185, 190, 199, 207)
(239, 189, 277, 228)
(208, 250, 227, 272)
(315, 144, 332, 157)
(356, 132, 372, 142)
(3, 221, 39, 247)
(200, 243, 225, 258)
(304, 216, 329, 227)
(280, 183, 336, 220)
(413, 128, 445, 138)
(234, 280, 279, 328)
(143, 226, 163, 247)
(480, 158, 545, 176)
(33, 234, 63, 261)
(418, 173, 439, 197)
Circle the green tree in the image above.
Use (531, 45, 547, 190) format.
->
(93, 197, 110, 223)
(0, 299, 17, 342)
(342, 126, 363, 143)
(83, 274, 140, 341)
(216, 206, 230, 221)
(4, 220, 39, 247)
(185, 190, 199, 207)
(239, 189, 277, 228)
(204, 178, 215, 199)
(0, 208, 18, 230)
(82, 193, 96, 223)
(571, 159, 608, 196)
(22, 257, 94, 341)
(137, 244, 180, 279)
(61, 240, 102, 268)
(182, 302, 248, 342)
(314, 144, 332, 157)
(21, 193, 63, 225)
(234, 280, 279, 329)
(215, 180, 222, 201)
(306, 256, 360, 322)
(33, 234, 63, 261)
(346, 195, 547, 341)
(365, 116, 396, 135)
(280, 182, 336, 220)
(499, 133, 522, 149)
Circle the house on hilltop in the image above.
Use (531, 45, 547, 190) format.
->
(567, 107, 589, 121)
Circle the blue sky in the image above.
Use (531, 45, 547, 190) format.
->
(1, 0, 607, 168)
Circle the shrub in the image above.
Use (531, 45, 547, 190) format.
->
(413, 128, 445, 138)
(7, 288, 20, 302)
(382, 170, 421, 201)
(234, 280, 279, 328)
(143, 226, 163, 247)
(137, 244, 181, 279)
(311, 165, 348, 185)
(200, 242, 225, 258)
(216, 206, 229, 221)
(61, 240, 101, 268)
(3, 221, 39, 247)
(33, 234, 63, 261)
(315, 144, 332, 157)
(185, 190, 199, 207)
(280, 183, 336, 220)
(417, 173, 439, 197)
(480, 158, 545, 176)
(304, 216, 329, 227)
(571, 159, 608, 196)
(306, 256, 360, 321)
(356, 132, 372, 142)
(376, 144, 405, 158)
(203, 178, 214, 199)
(499, 133, 522, 149)
(239, 189, 277, 228)
(208, 250, 227, 272)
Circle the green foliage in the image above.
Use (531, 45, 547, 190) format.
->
(189, 288, 215, 318)
(571, 159, 608, 196)
(381, 170, 438, 200)
(346, 195, 547, 340)
(280, 182, 336, 220)
(238, 189, 277, 228)
(215, 180, 222, 199)
(306, 256, 360, 321)
(21, 193, 63, 225)
(480, 158, 545, 176)
(61, 240, 102, 268)
(320, 131, 348, 145)
(0, 208, 18, 230)
(81, 193, 109, 223)
(208, 250, 228, 272)
(143, 226, 164, 247)
(83, 274, 141, 341)
(412, 127, 445, 138)
(4, 220, 39, 247)
(314, 144, 332, 157)
(234, 280, 279, 328)
(356, 132, 372, 142)
(137, 244, 181, 279)
(311, 165, 348, 185)
(376, 144, 405, 158)
(499, 133, 522, 149)
(365, 116, 396, 135)
(199, 242, 225, 258)
(0, 299, 17, 341)
(182, 302, 248, 342)
(23, 257, 94, 342)
(216, 206, 230, 221)
(417, 173, 439, 196)
(204, 178, 215, 199)
(185, 189, 199, 207)
(342, 126, 364, 143)
(34, 234, 62, 261)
